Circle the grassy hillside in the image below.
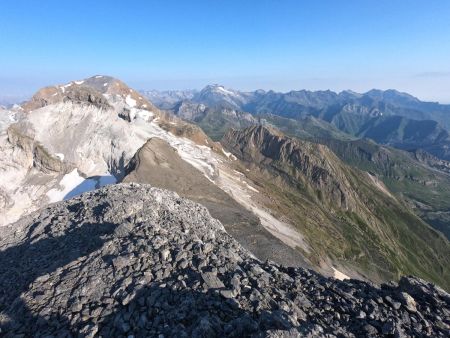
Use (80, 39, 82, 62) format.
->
(254, 115, 450, 241)
(222, 126, 450, 290)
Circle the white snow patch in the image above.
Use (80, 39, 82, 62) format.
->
(126, 95, 137, 107)
(55, 153, 65, 161)
(216, 169, 310, 253)
(129, 109, 136, 121)
(60, 83, 72, 93)
(135, 109, 153, 122)
(332, 268, 350, 281)
(8, 112, 17, 122)
(95, 75, 103, 78)
(46, 169, 96, 203)
(46, 169, 116, 204)
(215, 86, 235, 96)
(74, 80, 84, 85)
(367, 173, 395, 199)
(103, 83, 107, 87)
(245, 182, 259, 193)
(222, 149, 235, 159)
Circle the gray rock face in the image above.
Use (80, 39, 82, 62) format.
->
(7, 124, 68, 173)
(0, 183, 449, 337)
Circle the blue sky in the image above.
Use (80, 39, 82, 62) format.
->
(1, 0, 450, 102)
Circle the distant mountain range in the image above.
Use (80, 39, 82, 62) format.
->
(142, 85, 450, 161)
(0, 94, 30, 107)
(140, 89, 197, 109)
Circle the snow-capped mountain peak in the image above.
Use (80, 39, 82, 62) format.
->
(0, 76, 216, 227)
(193, 84, 248, 110)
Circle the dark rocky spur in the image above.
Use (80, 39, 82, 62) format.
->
(0, 184, 448, 337)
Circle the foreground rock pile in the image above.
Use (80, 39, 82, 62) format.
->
(0, 184, 449, 337)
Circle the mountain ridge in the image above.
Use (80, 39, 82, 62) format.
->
(143, 85, 450, 161)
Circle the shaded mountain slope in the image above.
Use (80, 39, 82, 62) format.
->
(261, 114, 450, 240)
(221, 126, 450, 289)
(0, 184, 448, 337)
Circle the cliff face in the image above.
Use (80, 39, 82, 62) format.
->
(7, 125, 68, 174)
(222, 125, 361, 210)
(0, 183, 448, 337)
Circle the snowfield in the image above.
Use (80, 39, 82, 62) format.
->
(47, 169, 117, 203)
(125, 94, 137, 107)
(332, 267, 350, 281)
(46, 169, 95, 203)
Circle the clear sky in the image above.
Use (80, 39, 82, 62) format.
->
(1, 0, 450, 102)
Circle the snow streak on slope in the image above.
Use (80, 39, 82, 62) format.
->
(332, 267, 350, 281)
(46, 170, 117, 203)
(216, 169, 311, 253)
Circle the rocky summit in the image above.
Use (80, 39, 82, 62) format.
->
(0, 184, 449, 337)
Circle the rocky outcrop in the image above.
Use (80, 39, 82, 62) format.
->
(62, 85, 111, 109)
(222, 125, 357, 210)
(7, 124, 67, 173)
(413, 148, 450, 174)
(0, 184, 448, 337)
(32, 143, 67, 173)
(173, 101, 208, 121)
(22, 84, 111, 112)
(157, 110, 219, 148)
(83, 75, 158, 112)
